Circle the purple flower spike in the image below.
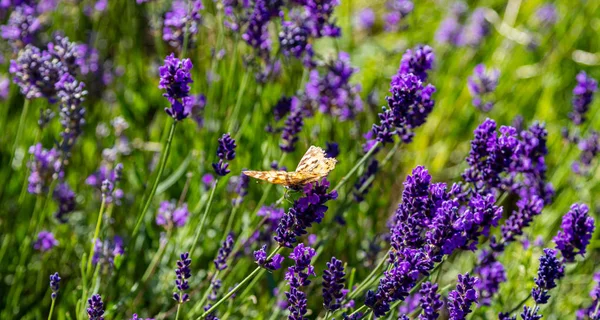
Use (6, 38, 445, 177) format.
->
(158, 53, 194, 121)
(279, 100, 304, 153)
(570, 71, 597, 125)
(322, 257, 346, 311)
(553, 203, 595, 262)
(399, 45, 435, 81)
(418, 282, 443, 320)
(156, 201, 190, 228)
(254, 245, 284, 270)
(214, 233, 234, 271)
(285, 243, 316, 320)
(27, 143, 63, 195)
(173, 252, 192, 304)
(574, 131, 599, 175)
(521, 306, 542, 320)
(49, 272, 61, 299)
(213, 133, 236, 176)
(53, 182, 76, 223)
(34, 231, 58, 252)
(531, 248, 564, 304)
(447, 273, 479, 320)
(163, 0, 204, 49)
(87, 294, 105, 320)
(356, 8, 375, 32)
(1, 5, 40, 51)
(468, 64, 499, 112)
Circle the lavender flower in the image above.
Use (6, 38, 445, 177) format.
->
(56, 73, 87, 151)
(435, 2, 467, 46)
(34, 231, 58, 252)
(468, 64, 499, 112)
(574, 131, 599, 174)
(49, 272, 60, 299)
(352, 159, 378, 202)
(285, 243, 316, 320)
(499, 196, 544, 246)
(577, 273, 600, 319)
(163, 0, 204, 49)
(243, 0, 272, 58)
(355, 8, 375, 32)
(498, 312, 516, 320)
(418, 282, 443, 320)
(53, 182, 76, 223)
(9, 45, 62, 102)
(399, 45, 435, 81)
(570, 71, 597, 125)
(173, 252, 192, 303)
(190, 94, 207, 128)
(1, 5, 40, 51)
(272, 96, 293, 121)
(130, 314, 155, 320)
(93, 236, 124, 267)
(521, 306, 542, 320)
(158, 53, 194, 120)
(87, 294, 105, 320)
(531, 248, 565, 304)
(325, 142, 339, 158)
(86, 164, 124, 204)
(274, 179, 338, 247)
(0, 76, 9, 100)
(27, 143, 63, 195)
(280, 102, 304, 153)
(462, 8, 490, 47)
(156, 201, 190, 228)
(254, 245, 284, 270)
(322, 257, 345, 311)
(384, 0, 413, 32)
(305, 52, 363, 120)
(47, 35, 82, 76)
(447, 273, 478, 320)
(474, 253, 506, 305)
(212, 133, 236, 176)
(535, 4, 558, 27)
(214, 233, 234, 271)
(279, 20, 313, 65)
(553, 203, 595, 262)
(231, 173, 249, 206)
(380, 72, 435, 144)
(303, 0, 341, 38)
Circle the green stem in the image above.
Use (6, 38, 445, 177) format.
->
(197, 246, 283, 319)
(48, 298, 56, 320)
(508, 293, 531, 314)
(349, 305, 368, 317)
(221, 205, 239, 243)
(86, 196, 106, 277)
(347, 249, 390, 300)
(189, 178, 219, 257)
(227, 72, 250, 133)
(141, 229, 171, 283)
(333, 141, 380, 192)
(176, 303, 182, 320)
(11, 99, 30, 168)
(132, 120, 177, 237)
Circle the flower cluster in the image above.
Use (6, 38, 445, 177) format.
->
(243, 0, 272, 59)
(49, 272, 61, 299)
(93, 236, 124, 268)
(34, 231, 58, 252)
(230, 173, 249, 206)
(86, 163, 124, 204)
(577, 273, 600, 319)
(473, 252, 506, 305)
(87, 294, 105, 320)
(322, 257, 345, 311)
(53, 182, 77, 223)
(436, 4, 490, 47)
(213, 133, 237, 176)
(467, 64, 499, 112)
(158, 53, 194, 120)
(305, 52, 363, 120)
(399, 45, 434, 81)
(27, 143, 63, 195)
(156, 201, 190, 229)
(279, 21, 313, 64)
(570, 71, 597, 126)
(531, 248, 565, 304)
(56, 73, 87, 152)
(371, 73, 436, 146)
(173, 252, 192, 303)
(384, 0, 414, 32)
(553, 203, 595, 262)
(447, 273, 479, 320)
(279, 101, 304, 153)
(274, 179, 338, 247)
(417, 281, 443, 320)
(285, 243, 316, 320)
(163, 0, 204, 49)
(302, 0, 341, 38)
(0, 4, 40, 51)
(573, 131, 599, 175)
(214, 233, 234, 271)
(254, 245, 284, 270)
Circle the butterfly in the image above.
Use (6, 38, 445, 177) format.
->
(243, 146, 337, 189)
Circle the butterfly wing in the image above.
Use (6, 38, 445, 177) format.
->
(243, 170, 320, 188)
(295, 145, 337, 177)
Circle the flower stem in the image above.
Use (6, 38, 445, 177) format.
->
(507, 293, 531, 314)
(196, 246, 283, 319)
(333, 141, 380, 192)
(347, 249, 390, 300)
(175, 303, 182, 320)
(48, 298, 56, 320)
(132, 120, 177, 237)
(11, 99, 30, 168)
(221, 205, 239, 243)
(227, 72, 250, 133)
(348, 305, 368, 317)
(189, 178, 219, 257)
(86, 196, 106, 276)
(141, 229, 171, 283)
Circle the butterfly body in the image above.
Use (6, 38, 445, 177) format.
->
(243, 146, 337, 189)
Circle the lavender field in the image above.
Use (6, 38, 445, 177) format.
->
(0, 0, 599, 319)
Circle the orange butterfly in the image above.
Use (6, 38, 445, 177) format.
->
(243, 146, 337, 189)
